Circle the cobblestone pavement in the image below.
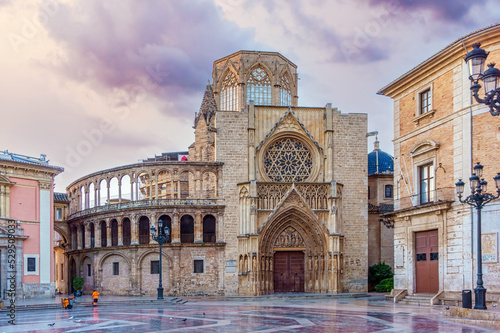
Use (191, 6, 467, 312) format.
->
(0, 296, 495, 332)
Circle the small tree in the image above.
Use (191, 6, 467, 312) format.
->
(72, 276, 84, 292)
(368, 262, 393, 292)
(375, 277, 394, 292)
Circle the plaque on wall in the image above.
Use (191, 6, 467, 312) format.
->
(395, 245, 404, 268)
(482, 233, 498, 263)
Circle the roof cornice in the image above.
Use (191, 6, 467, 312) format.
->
(378, 24, 500, 98)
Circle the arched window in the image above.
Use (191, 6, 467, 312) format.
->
(111, 219, 118, 246)
(90, 223, 95, 248)
(158, 215, 172, 243)
(139, 216, 150, 244)
(247, 66, 271, 105)
(220, 71, 239, 111)
(180, 215, 194, 243)
(100, 221, 107, 247)
(80, 186, 86, 210)
(80, 224, 85, 249)
(89, 183, 95, 208)
(279, 74, 292, 106)
(122, 218, 131, 246)
(203, 215, 216, 243)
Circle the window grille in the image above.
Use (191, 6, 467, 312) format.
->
(220, 71, 239, 111)
(280, 74, 292, 106)
(247, 67, 271, 105)
(420, 89, 431, 114)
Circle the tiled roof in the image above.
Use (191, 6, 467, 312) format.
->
(54, 192, 69, 202)
(368, 140, 394, 176)
(0, 150, 63, 171)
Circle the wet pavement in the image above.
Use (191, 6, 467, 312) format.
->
(0, 296, 495, 332)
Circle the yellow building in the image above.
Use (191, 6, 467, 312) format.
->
(378, 24, 500, 306)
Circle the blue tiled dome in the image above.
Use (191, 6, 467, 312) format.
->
(368, 140, 394, 176)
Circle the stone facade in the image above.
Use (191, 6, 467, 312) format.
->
(63, 51, 369, 296)
(378, 24, 500, 304)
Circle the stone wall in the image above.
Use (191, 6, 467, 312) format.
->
(332, 111, 368, 292)
(214, 110, 249, 295)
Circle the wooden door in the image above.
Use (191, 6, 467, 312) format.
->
(274, 251, 304, 292)
(415, 230, 439, 293)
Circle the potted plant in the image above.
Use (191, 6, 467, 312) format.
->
(73, 276, 84, 296)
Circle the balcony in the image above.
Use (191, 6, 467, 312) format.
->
(392, 187, 455, 212)
(68, 198, 222, 220)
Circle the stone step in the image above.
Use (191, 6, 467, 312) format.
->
(0, 297, 186, 312)
(404, 295, 434, 301)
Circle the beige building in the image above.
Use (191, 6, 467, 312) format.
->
(367, 136, 394, 273)
(378, 25, 500, 305)
(62, 51, 369, 296)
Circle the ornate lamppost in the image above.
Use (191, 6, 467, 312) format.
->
(150, 219, 170, 300)
(464, 43, 500, 116)
(455, 162, 500, 309)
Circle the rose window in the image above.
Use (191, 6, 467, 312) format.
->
(264, 138, 312, 182)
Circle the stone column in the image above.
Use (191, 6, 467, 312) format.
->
(194, 212, 202, 243)
(149, 214, 155, 244)
(97, 186, 101, 206)
(106, 219, 112, 247)
(154, 176, 159, 200)
(172, 210, 180, 243)
(217, 169, 223, 198)
(85, 223, 91, 249)
(131, 215, 139, 245)
(130, 181, 134, 201)
(95, 222, 101, 248)
(74, 226, 79, 250)
(94, 185, 98, 207)
(118, 179, 122, 204)
(216, 212, 224, 243)
(106, 182, 110, 204)
(118, 219, 123, 246)
(195, 171, 201, 198)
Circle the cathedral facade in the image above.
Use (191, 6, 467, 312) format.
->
(61, 51, 369, 296)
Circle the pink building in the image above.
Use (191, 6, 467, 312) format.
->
(0, 150, 63, 298)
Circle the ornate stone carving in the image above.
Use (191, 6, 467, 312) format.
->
(274, 226, 304, 248)
(263, 138, 312, 182)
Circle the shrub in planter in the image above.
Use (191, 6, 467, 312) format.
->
(375, 277, 394, 292)
(73, 276, 84, 296)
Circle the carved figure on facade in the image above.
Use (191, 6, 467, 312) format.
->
(274, 226, 305, 248)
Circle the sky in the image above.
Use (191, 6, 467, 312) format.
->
(1, 0, 499, 192)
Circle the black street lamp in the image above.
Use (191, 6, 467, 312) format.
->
(150, 219, 170, 300)
(464, 43, 500, 116)
(455, 162, 500, 309)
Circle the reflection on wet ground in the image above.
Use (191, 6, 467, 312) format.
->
(0, 297, 493, 332)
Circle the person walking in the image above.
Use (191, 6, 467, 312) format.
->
(92, 290, 100, 307)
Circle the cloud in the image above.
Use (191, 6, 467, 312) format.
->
(368, 0, 487, 21)
(41, 0, 257, 117)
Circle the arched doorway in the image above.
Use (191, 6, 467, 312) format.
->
(259, 204, 328, 295)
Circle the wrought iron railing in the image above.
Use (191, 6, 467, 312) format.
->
(68, 198, 221, 220)
(392, 187, 455, 211)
